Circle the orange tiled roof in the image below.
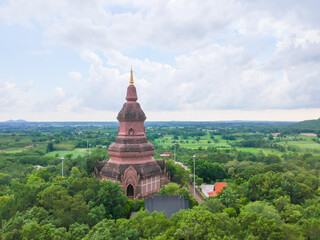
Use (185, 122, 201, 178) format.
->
(208, 182, 228, 196)
(208, 191, 217, 196)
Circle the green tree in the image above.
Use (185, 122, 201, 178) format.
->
(0, 173, 10, 185)
(223, 207, 237, 217)
(83, 219, 115, 240)
(241, 201, 282, 225)
(203, 198, 225, 214)
(165, 160, 190, 186)
(1, 214, 24, 240)
(282, 181, 314, 204)
(162, 206, 240, 240)
(115, 210, 170, 239)
(46, 142, 54, 153)
(94, 180, 127, 219)
(239, 211, 285, 240)
(165, 183, 180, 194)
(245, 171, 284, 201)
(239, 202, 285, 240)
(38, 184, 68, 210)
(69, 222, 90, 240)
(192, 159, 227, 183)
(280, 204, 303, 223)
(300, 218, 320, 240)
(24, 206, 50, 224)
(21, 220, 42, 240)
(52, 227, 70, 240)
(70, 167, 82, 179)
(87, 204, 106, 227)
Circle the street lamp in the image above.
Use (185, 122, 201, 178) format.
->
(193, 154, 196, 199)
(89, 144, 91, 162)
(61, 157, 64, 177)
(174, 143, 176, 162)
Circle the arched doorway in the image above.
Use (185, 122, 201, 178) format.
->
(127, 184, 134, 197)
(129, 128, 134, 135)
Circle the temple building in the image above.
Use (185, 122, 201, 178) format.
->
(94, 69, 169, 198)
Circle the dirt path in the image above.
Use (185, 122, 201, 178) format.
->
(0, 145, 34, 152)
(300, 133, 317, 137)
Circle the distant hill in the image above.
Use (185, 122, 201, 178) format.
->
(4, 119, 28, 123)
(290, 118, 320, 131)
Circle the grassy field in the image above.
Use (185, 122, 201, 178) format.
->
(154, 132, 320, 155)
(236, 147, 283, 156)
(45, 148, 88, 158)
(278, 135, 320, 153)
(287, 141, 320, 150)
(155, 141, 223, 150)
(54, 141, 78, 151)
(43, 132, 320, 158)
(154, 133, 233, 150)
(0, 149, 27, 153)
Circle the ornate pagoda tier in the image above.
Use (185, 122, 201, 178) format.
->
(94, 69, 169, 198)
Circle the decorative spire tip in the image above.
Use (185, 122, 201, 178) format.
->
(130, 67, 134, 85)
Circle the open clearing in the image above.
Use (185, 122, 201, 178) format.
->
(45, 148, 88, 158)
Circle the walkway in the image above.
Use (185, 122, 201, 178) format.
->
(174, 161, 190, 171)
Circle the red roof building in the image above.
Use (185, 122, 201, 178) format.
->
(160, 152, 172, 158)
(208, 182, 228, 196)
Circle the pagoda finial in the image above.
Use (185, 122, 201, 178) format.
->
(126, 67, 138, 102)
(130, 67, 134, 85)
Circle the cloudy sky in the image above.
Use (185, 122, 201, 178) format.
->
(0, 0, 319, 122)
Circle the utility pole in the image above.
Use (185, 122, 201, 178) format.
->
(61, 157, 64, 177)
(193, 154, 196, 199)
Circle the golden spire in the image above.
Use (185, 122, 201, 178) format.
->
(130, 67, 134, 85)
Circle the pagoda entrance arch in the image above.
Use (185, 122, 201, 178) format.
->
(129, 128, 135, 135)
(127, 184, 134, 197)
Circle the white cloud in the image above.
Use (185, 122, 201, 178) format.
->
(0, 79, 36, 113)
(0, 0, 319, 121)
(0, 0, 242, 51)
(68, 71, 82, 81)
(57, 97, 82, 112)
(0, 80, 16, 91)
(54, 87, 64, 97)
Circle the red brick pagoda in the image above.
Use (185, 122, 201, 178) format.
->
(94, 69, 169, 198)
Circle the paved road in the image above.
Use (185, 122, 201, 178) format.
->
(174, 161, 190, 171)
(174, 161, 212, 201)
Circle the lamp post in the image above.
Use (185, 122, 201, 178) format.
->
(61, 157, 64, 177)
(193, 154, 196, 199)
(174, 143, 176, 162)
(89, 144, 91, 162)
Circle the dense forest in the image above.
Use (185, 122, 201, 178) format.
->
(0, 120, 319, 239)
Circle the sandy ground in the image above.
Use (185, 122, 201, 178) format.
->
(300, 133, 317, 137)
